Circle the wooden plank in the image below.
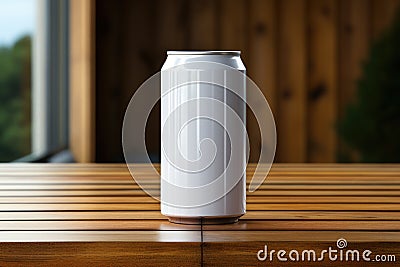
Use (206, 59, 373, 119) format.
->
(204, 220, 400, 231)
(0, 182, 400, 191)
(1, 173, 400, 182)
(242, 211, 400, 221)
(113, 0, 189, 163)
(2, 178, 400, 188)
(247, 196, 400, 203)
(0, 203, 399, 211)
(249, 184, 400, 189)
(276, 0, 307, 162)
(245, 203, 400, 211)
(95, 1, 159, 162)
(0, 196, 160, 203)
(0, 184, 153, 190)
(156, 0, 187, 51)
(95, 0, 122, 162)
(308, 0, 338, 162)
(4, 163, 400, 174)
(1, 184, 400, 190)
(2, 170, 400, 179)
(219, 0, 247, 55)
(248, 190, 400, 196)
(0, 242, 200, 267)
(372, 0, 400, 38)
(69, 0, 95, 162)
(3, 163, 400, 172)
(0, 190, 154, 197)
(0, 231, 200, 242)
(1, 220, 399, 231)
(1, 196, 399, 204)
(247, 0, 277, 163)
(0, 211, 166, 221)
(2, 171, 400, 179)
(338, 0, 372, 161)
(0, 203, 160, 211)
(203, 230, 400, 242)
(248, 0, 277, 114)
(2, 176, 400, 183)
(339, 0, 372, 110)
(1, 210, 399, 221)
(0, 220, 199, 231)
(0, 180, 370, 189)
(1, 189, 399, 197)
(121, 0, 160, 163)
(2, 178, 400, 184)
(188, 0, 217, 49)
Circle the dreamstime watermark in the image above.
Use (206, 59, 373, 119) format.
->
(257, 238, 396, 263)
(122, 61, 277, 207)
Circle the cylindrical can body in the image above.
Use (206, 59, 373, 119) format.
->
(161, 51, 246, 224)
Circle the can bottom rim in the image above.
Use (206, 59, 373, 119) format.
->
(167, 215, 243, 225)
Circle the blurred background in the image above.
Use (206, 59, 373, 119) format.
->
(1, 0, 400, 163)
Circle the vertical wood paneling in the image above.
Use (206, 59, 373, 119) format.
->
(219, 0, 247, 55)
(121, 1, 158, 162)
(247, 0, 277, 162)
(308, 0, 338, 162)
(156, 0, 188, 51)
(70, 0, 95, 163)
(121, 1, 156, 104)
(95, 1, 122, 162)
(92, 0, 400, 163)
(276, 0, 307, 162)
(372, 0, 400, 38)
(338, 0, 371, 115)
(189, 0, 218, 49)
(151, 0, 189, 162)
(338, 0, 372, 161)
(219, 0, 249, 161)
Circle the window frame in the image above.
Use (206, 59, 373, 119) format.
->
(16, 0, 70, 162)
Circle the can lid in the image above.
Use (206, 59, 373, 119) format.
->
(167, 51, 240, 56)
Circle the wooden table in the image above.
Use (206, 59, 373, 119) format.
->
(0, 164, 399, 266)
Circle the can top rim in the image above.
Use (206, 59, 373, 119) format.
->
(167, 51, 241, 56)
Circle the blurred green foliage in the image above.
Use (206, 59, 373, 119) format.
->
(337, 11, 400, 162)
(0, 35, 32, 162)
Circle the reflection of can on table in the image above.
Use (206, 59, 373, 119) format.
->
(161, 51, 247, 224)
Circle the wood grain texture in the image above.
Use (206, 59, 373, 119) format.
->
(203, 242, 399, 266)
(92, 1, 400, 163)
(247, 0, 277, 163)
(372, 0, 400, 38)
(0, 242, 201, 267)
(69, 0, 96, 163)
(94, 0, 121, 163)
(338, 0, 372, 162)
(219, 0, 247, 57)
(188, 0, 218, 49)
(308, 0, 338, 162)
(0, 163, 399, 266)
(276, 0, 308, 162)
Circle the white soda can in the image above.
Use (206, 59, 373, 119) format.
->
(161, 51, 247, 224)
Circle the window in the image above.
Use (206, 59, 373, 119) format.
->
(0, 0, 34, 161)
(0, 0, 70, 162)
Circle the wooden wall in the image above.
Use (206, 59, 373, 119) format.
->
(70, 0, 95, 163)
(95, 0, 400, 163)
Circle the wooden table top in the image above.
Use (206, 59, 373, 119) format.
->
(0, 163, 399, 266)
